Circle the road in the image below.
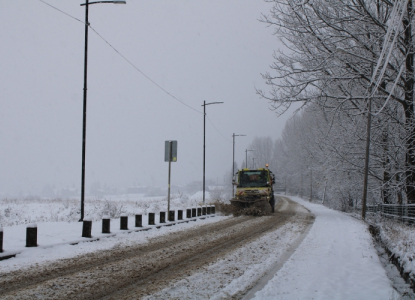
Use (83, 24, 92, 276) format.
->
(0, 197, 314, 299)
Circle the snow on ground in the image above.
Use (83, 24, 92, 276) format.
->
(0, 194, 408, 300)
(252, 195, 399, 300)
(145, 202, 310, 299)
(377, 217, 415, 277)
(0, 192, 207, 226)
(0, 214, 228, 274)
(0, 192, 224, 273)
(189, 190, 210, 202)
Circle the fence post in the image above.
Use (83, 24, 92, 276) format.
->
(148, 213, 155, 225)
(120, 214, 128, 230)
(26, 224, 38, 247)
(192, 208, 196, 218)
(178, 210, 183, 220)
(186, 209, 191, 218)
(207, 206, 211, 215)
(202, 206, 207, 215)
(102, 215, 110, 234)
(0, 227, 3, 253)
(135, 214, 142, 227)
(160, 212, 166, 223)
(197, 207, 202, 216)
(82, 219, 92, 238)
(169, 210, 175, 222)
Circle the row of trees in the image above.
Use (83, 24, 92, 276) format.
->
(257, 0, 415, 209)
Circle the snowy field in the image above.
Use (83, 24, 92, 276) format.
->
(0, 194, 412, 299)
(0, 191, 211, 226)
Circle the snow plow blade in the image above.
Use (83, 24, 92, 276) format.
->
(230, 198, 272, 216)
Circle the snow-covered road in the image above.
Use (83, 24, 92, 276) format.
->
(0, 196, 401, 299)
(0, 197, 311, 299)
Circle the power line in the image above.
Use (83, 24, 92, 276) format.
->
(88, 26, 202, 114)
(38, 0, 202, 115)
(39, 0, 234, 142)
(207, 116, 232, 143)
(39, 0, 84, 23)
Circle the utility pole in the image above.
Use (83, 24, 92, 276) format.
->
(301, 172, 303, 198)
(232, 133, 246, 196)
(79, 0, 126, 221)
(310, 169, 313, 202)
(285, 176, 287, 195)
(362, 63, 374, 220)
(202, 101, 223, 204)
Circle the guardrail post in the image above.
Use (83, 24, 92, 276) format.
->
(135, 214, 142, 227)
(149, 213, 155, 225)
(82, 219, 92, 238)
(120, 214, 128, 230)
(102, 215, 110, 234)
(169, 210, 175, 222)
(197, 207, 202, 216)
(202, 206, 207, 215)
(26, 224, 38, 247)
(186, 209, 191, 218)
(192, 208, 196, 218)
(0, 228, 3, 253)
(207, 206, 211, 215)
(160, 212, 166, 223)
(178, 210, 183, 220)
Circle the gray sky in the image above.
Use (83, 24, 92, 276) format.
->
(0, 0, 290, 196)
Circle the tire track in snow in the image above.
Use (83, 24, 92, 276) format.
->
(241, 196, 315, 299)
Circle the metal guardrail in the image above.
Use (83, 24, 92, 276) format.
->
(365, 204, 415, 225)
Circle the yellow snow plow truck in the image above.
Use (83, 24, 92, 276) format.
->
(230, 166, 276, 214)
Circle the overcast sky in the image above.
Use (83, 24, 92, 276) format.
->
(0, 0, 291, 196)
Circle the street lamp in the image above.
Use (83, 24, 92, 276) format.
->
(79, 0, 126, 221)
(202, 101, 223, 204)
(232, 133, 246, 196)
(245, 149, 255, 168)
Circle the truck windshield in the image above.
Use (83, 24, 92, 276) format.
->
(238, 171, 269, 187)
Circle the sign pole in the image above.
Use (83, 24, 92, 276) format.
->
(165, 140, 177, 220)
(168, 141, 172, 216)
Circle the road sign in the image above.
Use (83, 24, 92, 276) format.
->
(164, 141, 177, 162)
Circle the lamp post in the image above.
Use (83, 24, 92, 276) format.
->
(202, 101, 223, 204)
(79, 0, 126, 221)
(245, 149, 255, 168)
(232, 133, 246, 196)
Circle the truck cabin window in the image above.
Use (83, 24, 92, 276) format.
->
(238, 171, 269, 187)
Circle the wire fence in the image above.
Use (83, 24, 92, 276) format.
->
(366, 204, 415, 225)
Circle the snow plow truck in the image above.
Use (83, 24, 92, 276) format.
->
(230, 165, 276, 214)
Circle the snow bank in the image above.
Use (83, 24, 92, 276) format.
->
(378, 219, 415, 277)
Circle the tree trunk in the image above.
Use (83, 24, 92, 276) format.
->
(403, 1, 415, 203)
(382, 127, 392, 204)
